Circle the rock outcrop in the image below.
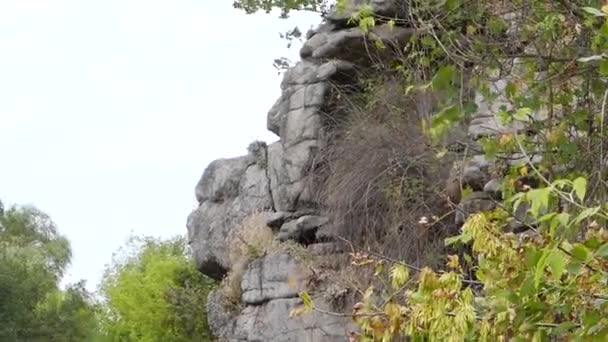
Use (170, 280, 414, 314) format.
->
(186, 1, 541, 340)
(187, 3, 407, 339)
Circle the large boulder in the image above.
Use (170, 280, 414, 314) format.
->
(241, 253, 308, 305)
(207, 253, 355, 341)
(232, 297, 354, 342)
(187, 151, 273, 279)
(300, 24, 413, 61)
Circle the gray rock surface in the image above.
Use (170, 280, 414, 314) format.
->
(241, 253, 308, 305)
(206, 254, 354, 342)
(455, 192, 498, 225)
(300, 24, 413, 60)
(188, 151, 273, 279)
(232, 296, 355, 342)
(308, 242, 343, 255)
(265, 211, 294, 231)
(277, 215, 329, 242)
(483, 179, 503, 199)
(207, 290, 236, 339)
(195, 156, 250, 204)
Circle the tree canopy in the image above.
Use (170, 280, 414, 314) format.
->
(98, 235, 216, 342)
(0, 203, 98, 341)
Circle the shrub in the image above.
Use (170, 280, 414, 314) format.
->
(315, 74, 460, 268)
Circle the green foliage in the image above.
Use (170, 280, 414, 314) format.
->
(336, 175, 608, 340)
(98, 235, 216, 342)
(33, 281, 100, 342)
(1, 205, 71, 279)
(244, 0, 608, 339)
(232, 0, 330, 17)
(0, 203, 98, 341)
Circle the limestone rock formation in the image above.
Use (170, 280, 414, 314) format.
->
(187, 1, 534, 339)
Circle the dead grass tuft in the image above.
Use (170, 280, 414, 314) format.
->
(314, 74, 460, 268)
(221, 211, 278, 309)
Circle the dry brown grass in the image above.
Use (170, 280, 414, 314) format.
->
(314, 74, 460, 268)
(221, 211, 278, 308)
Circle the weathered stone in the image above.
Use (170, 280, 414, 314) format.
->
(301, 24, 413, 61)
(483, 179, 503, 199)
(188, 156, 273, 279)
(241, 253, 307, 305)
(297, 215, 329, 231)
(195, 156, 250, 204)
(278, 215, 329, 242)
(508, 202, 535, 233)
(315, 225, 335, 241)
(468, 116, 526, 140)
(266, 211, 294, 230)
(282, 107, 321, 146)
(306, 21, 337, 39)
(268, 140, 320, 212)
(232, 296, 355, 342)
(455, 192, 497, 225)
(462, 166, 489, 191)
(277, 220, 300, 242)
(187, 201, 234, 279)
(308, 242, 342, 255)
(206, 290, 236, 340)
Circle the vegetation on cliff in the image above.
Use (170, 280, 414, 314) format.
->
(237, 0, 608, 340)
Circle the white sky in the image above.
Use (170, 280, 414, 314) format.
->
(0, 0, 318, 291)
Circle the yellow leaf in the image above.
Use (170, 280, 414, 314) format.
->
(390, 265, 410, 289)
(499, 133, 513, 145)
(447, 255, 460, 270)
(519, 166, 528, 176)
(299, 291, 314, 311)
(602, 4, 608, 14)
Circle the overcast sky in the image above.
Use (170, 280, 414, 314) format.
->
(0, 0, 318, 291)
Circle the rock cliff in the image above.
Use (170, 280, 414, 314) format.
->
(186, 1, 542, 340)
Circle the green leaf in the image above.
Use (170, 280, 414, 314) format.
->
(528, 188, 551, 217)
(600, 60, 608, 76)
(567, 261, 583, 276)
(571, 243, 591, 262)
(596, 243, 608, 259)
(556, 213, 570, 228)
(537, 212, 556, 223)
(513, 107, 532, 121)
(546, 250, 566, 280)
(534, 249, 551, 288)
(574, 207, 600, 225)
(582, 7, 606, 17)
(573, 177, 587, 202)
(445, 235, 464, 246)
(553, 321, 577, 335)
(432, 65, 456, 91)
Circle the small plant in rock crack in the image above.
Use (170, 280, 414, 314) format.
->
(222, 212, 278, 309)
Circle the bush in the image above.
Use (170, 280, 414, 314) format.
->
(99, 235, 216, 342)
(316, 75, 459, 267)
